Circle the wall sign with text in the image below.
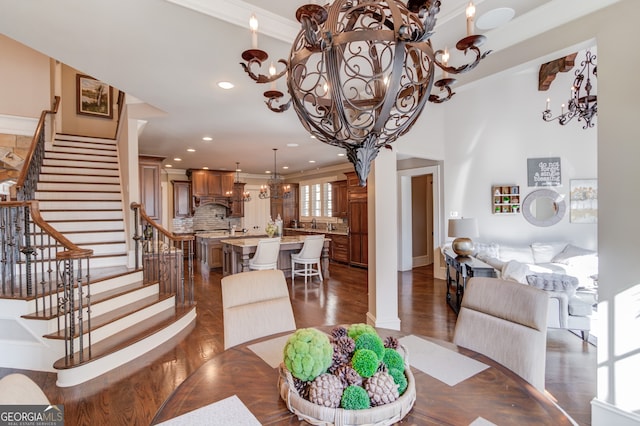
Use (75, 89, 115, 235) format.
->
(527, 157, 561, 187)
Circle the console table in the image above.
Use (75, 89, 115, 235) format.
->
(443, 248, 497, 314)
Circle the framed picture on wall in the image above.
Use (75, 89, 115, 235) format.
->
(570, 179, 597, 223)
(76, 74, 113, 118)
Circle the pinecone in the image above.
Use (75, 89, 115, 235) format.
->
(365, 371, 399, 407)
(335, 335, 355, 356)
(334, 364, 363, 388)
(330, 326, 348, 341)
(293, 377, 310, 400)
(328, 346, 348, 374)
(384, 336, 399, 349)
(308, 373, 344, 408)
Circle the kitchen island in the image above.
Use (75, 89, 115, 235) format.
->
(221, 235, 330, 278)
(196, 231, 265, 271)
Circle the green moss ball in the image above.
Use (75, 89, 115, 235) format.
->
(388, 367, 408, 395)
(382, 347, 405, 371)
(347, 323, 377, 341)
(351, 348, 379, 378)
(341, 385, 371, 410)
(283, 328, 333, 382)
(355, 333, 385, 361)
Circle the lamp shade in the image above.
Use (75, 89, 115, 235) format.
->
(448, 218, 479, 238)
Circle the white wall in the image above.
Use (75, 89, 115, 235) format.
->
(440, 64, 597, 249)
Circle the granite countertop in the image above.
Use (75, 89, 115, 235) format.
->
(221, 235, 330, 247)
(196, 231, 266, 239)
(284, 227, 348, 236)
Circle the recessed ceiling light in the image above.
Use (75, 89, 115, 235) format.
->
(203, 166, 209, 170)
(165, 164, 173, 168)
(309, 160, 316, 163)
(217, 81, 234, 89)
(187, 148, 196, 152)
(283, 166, 289, 169)
(266, 170, 272, 174)
(310, 135, 316, 139)
(174, 157, 182, 161)
(287, 143, 299, 147)
(338, 153, 346, 157)
(202, 136, 213, 141)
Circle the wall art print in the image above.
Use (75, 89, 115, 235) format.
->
(76, 74, 113, 119)
(570, 179, 597, 223)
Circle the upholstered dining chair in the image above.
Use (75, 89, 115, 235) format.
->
(248, 238, 281, 270)
(221, 269, 296, 349)
(291, 234, 325, 285)
(453, 277, 549, 391)
(0, 373, 50, 404)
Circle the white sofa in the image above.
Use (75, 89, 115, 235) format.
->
(473, 242, 598, 340)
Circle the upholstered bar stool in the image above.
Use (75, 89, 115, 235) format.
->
(249, 238, 281, 270)
(291, 234, 325, 285)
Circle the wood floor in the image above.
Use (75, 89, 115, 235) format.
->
(0, 262, 596, 425)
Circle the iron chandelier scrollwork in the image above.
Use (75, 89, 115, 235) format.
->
(542, 50, 597, 129)
(241, 0, 491, 186)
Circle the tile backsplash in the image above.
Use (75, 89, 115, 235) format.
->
(172, 204, 241, 233)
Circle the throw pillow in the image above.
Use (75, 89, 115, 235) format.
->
(499, 245, 535, 263)
(531, 242, 567, 264)
(526, 273, 579, 296)
(551, 244, 596, 264)
(474, 242, 499, 259)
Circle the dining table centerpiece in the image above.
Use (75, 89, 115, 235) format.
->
(278, 324, 416, 425)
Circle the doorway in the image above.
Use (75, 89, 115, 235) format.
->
(411, 174, 434, 267)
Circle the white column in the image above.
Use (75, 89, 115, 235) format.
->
(367, 148, 401, 330)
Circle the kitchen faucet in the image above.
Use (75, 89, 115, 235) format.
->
(311, 218, 317, 229)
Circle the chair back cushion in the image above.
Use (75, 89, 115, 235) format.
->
(251, 238, 281, 266)
(296, 235, 325, 260)
(222, 269, 296, 349)
(453, 277, 549, 391)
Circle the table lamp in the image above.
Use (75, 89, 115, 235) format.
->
(448, 218, 479, 256)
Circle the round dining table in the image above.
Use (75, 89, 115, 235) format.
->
(151, 328, 573, 425)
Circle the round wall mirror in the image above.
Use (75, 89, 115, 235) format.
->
(522, 189, 566, 227)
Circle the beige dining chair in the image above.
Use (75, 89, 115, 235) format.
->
(291, 234, 325, 285)
(453, 277, 549, 391)
(248, 237, 281, 270)
(221, 269, 296, 349)
(0, 373, 50, 405)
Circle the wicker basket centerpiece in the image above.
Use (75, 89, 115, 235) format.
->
(277, 324, 416, 425)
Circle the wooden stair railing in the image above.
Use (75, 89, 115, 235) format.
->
(0, 199, 94, 365)
(16, 96, 60, 201)
(130, 202, 195, 307)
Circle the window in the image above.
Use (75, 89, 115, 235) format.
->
(299, 179, 334, 219)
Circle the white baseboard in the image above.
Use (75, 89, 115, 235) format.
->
(412, 255, 429, 268)
(592, 398, 640, 426)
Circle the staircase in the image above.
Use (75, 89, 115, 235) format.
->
(0, 134, 196, 387)
(36, 134, 127, 268)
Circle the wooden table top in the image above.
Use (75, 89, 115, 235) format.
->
(151, 328, 573, 425)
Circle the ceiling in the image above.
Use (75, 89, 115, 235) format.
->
(0, 0, 616, 177)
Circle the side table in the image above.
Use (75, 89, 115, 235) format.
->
(443, 248, 497, 314)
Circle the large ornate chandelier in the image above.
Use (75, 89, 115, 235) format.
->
(241, 0, 490, 186)
(542, 50, 597, 129)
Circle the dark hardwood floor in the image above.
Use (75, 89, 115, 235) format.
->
(0, 262, 596, 425)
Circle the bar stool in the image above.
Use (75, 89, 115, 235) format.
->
(249, 238, 281, 270)
(291, 234, 325, 285)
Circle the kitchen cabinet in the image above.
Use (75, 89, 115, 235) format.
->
(346, 171, 368, 268)
(330, 233, 349, 263)
(228, 183, 245, 218)
(188, 170, 234, 198)
(332, 180, 348, 218)
(139, 156, 163, 222)
(270, 183, 299, 227)
(172, 180, 192, 217)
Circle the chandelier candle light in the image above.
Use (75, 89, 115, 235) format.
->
(259, 149, 291, 200)
(542, 50, 597, 129)
(241, 0, 490, 186)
